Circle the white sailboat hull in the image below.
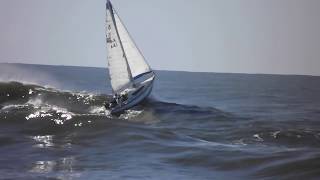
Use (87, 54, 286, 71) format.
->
(110, 75, 155, 114)
(105, 1, 155, 114)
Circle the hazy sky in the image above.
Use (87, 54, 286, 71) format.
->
(0, 0, 319, 75)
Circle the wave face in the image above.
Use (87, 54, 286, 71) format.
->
(1, 64, 320, 179)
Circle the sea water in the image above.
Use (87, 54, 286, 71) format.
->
(0, 63, 320, 179)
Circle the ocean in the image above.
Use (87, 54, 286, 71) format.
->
(0, 63, 319, 179)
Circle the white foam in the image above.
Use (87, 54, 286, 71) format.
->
(61, 113, 72, 120)
(29, 89, 34, 95)
(25, 98, 75, 124)
(119, 110, 143, 120)
(271, 131, 281, 138)
(27, 98, 43, 108)
(89, 106, 106, 114)
(1, 104, 28, 110)
(253, 134, 264, 142)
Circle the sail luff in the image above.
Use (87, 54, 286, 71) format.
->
(113, 9, 152, 72)
(106, 1, 133, 92)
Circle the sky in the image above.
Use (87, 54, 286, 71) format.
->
(0, 0, 319, 75)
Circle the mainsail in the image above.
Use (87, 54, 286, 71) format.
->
(106, 1, 133, 92)
(106, 0, 152, 93)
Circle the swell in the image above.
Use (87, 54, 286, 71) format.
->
(1, 82, 319, 145)
(1, 82, 320, 179)
(0, 81, 230, 131)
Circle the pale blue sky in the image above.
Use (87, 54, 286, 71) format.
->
(0, 0, 319, 75)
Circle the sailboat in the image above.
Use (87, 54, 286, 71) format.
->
(105, 0, 155, 114)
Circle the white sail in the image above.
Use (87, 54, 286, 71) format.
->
(104, 1, 155, 113)
(106, 2, 133, 92)
(113, 10, 152, 79)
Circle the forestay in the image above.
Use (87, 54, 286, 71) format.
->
(113, 11, 152, 79)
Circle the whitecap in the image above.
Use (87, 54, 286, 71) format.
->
(253, 134, 264, 142)
(89, 106, 106, 114)
(119, 110, 143, 120)
(1, 104, 28, 110)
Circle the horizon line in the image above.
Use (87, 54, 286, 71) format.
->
(1, 62, 319, 77)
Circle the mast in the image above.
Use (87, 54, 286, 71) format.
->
(107, 0, 134, 85)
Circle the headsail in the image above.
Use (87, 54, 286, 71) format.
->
(113, 11, 152, 79)
(106, 1, 133, 92)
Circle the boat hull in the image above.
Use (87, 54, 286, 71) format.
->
(110, 76, 154, 114)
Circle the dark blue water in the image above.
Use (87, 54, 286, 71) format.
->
(0, 63, 320, 179)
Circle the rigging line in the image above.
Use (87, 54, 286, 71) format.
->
(113, 8, 152, 71)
